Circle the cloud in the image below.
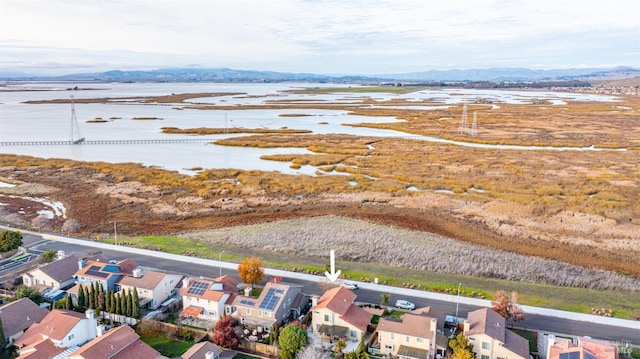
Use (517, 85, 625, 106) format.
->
(1, 0, 638, 75)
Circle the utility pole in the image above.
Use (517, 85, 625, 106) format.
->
(113, 221, 118, 246)
(456, 282, 461, 322)
(219, 250, 225, 277)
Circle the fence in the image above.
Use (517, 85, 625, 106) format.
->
(237, 340, 279, 358)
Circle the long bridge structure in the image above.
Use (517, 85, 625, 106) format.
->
(0, 138, 215, 146)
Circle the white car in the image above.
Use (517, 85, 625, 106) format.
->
(341, 282, 359, 290)
(395, 299, 415, 310)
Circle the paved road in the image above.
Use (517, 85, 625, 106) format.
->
(11, 231, 640, 343)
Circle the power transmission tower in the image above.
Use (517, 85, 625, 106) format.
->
(457, 104, 469, 134)
(470, 111, 478, 136)
(69, 93, 84, 143)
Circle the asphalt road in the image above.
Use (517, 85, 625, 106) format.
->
(14, 232, 640, 344)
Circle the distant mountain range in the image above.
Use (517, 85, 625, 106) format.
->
(1, 66, 638, 83)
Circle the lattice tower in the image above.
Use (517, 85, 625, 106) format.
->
(470, 111, 478, 136)
(457, 104, 469, 134)
(69, 94, 83, 142)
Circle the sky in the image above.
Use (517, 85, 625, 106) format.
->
(1, 0, 639, 76)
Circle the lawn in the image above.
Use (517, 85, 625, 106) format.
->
(140, 332, 193, 357)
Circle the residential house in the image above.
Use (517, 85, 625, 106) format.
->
(117, 269, 183, 309)
(68, 258, 139, 305)
(181, 341, 224, 359)
(311, 286, 373, 342)
(68, 325, 162, 359)
(376, 307, 448, 359)
(463, 308, 530, 359)
(181, 275, 239, 323)
(0, 298, 49, 346)
(233, 281, 305, 327)
(15, 309, 98, 355)
(15, 337, 65, 359)
(548, 336, 618, 359)
(22, 254, 79, 290)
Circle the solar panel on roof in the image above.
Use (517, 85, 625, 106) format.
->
(560, 353, 580, 359)
(259, 288, 280, 310)
(240, 300, 255, 306)
(187, 281, 208, 295)
(86, 265, 109, 278)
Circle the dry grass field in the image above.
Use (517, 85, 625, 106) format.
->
(2, 87, 639, 301)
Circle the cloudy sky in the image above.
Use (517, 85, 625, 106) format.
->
(1, 0, 638, 75)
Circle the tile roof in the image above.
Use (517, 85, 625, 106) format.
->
(311, 286, 356, 315)
(116, 259, 138, 275)
(34, 255, 79, 283)
(0, 298, 49, 338)
(181, 278, 226, 301)
(377, 312, 436, 338)
(181, 306, 204, 317)
(181, 341, 223, 359)
(312, 287, 372, 332)
(69, 325, 160, 359)
(15, 310, 86, 347)
(118, 271, 166, 290)
(413, 306, 445, 331)
(465, 308, 529, 359)
(213, 275, 239, 292)
(16, 338, 65, 359)
(234, 281, 302, 312)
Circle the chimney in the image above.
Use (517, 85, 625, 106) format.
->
(244, 287, 251, 297)
(463, 319, 470, 333)
(78, 259, 85, 270)
(205, 351, 216, 359)
(430, 318, 437, 332)
(86, 309, 95, 321)
(132, 269, 142, 278)
(311, 295, 319, 307)
(57, 250, 66, 260)
(182, 278, 190, 289)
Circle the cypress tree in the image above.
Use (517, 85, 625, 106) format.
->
(132, 287, 140, 319)
(65, 294, 72, 310)
(125, 289, 132, 317)
(77, 284, 85, 310)
(105, 289, 111, 312)
(114, 295, 121, 315)
(119, 292, 126, 315)
(110, 291, 116, 313)
(89, 283, 96, 309)
(0, 318, 6, 351)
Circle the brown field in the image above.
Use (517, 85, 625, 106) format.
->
(1, 87, 639, 287)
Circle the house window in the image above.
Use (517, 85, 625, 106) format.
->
(482, 342, 490, 350)
(68, 334, 74, 341)
(266, 312, 271, 317)
(351, 330, 357, 338)
(481, 355, 489, 359)
(258, 310, 263, 317)
(384, 345, 393, 350)
(390, 333, 395, 340)
(405, 336, 410, 343)
(417, 338, 425, 343)
(324, 314, 330, 322)
(246, 308, 251, 315)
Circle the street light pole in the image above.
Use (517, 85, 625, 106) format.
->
(219, 250, 225, 277)
(456, 282, 461, 322)
(113, 221, 118, 246)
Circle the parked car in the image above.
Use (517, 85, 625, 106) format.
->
(395, 299, 415, 310)
(341, 282, 359, 290)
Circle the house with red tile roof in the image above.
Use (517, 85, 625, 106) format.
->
(74, 258, 138, 292)
(311, 286, 373, 343)
(0, 298, 49, 347)
(117, 269, 183, 309)
(22, 254, 79, 290)
(463, 308, 530, 359)
(180, 275, 239, 323)
(15, 337, 65, 359)
(181, 341, 223, 359)
(232, 281, 305, 328)
(68, 325, 161, 359)
(547, 336, 618, 359)
(15, 309, 98, 355)
(376, 307, 449, 359)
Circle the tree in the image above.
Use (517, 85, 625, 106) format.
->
(278, 324, 308, 359)
(132, 287, 140, 318)
(0, 318, 6, 355)
(269, 321, 280, 345)
(126, 289, 133, 317)
(334, 338, 347, 358)
(0, 230, 23, 253)
(15, 286, 43, 304)
(491, 290, 525, 322)
(89, 283, 96, 309)
(380, 293, 390, 306)
(449, 333, 474, 359)
(212, 316, 239, 349)
(237, 257, 265, 287)
(77, 284, 85, 310)
(41, 249, 57, 263)
(62, 218, 81, 233)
